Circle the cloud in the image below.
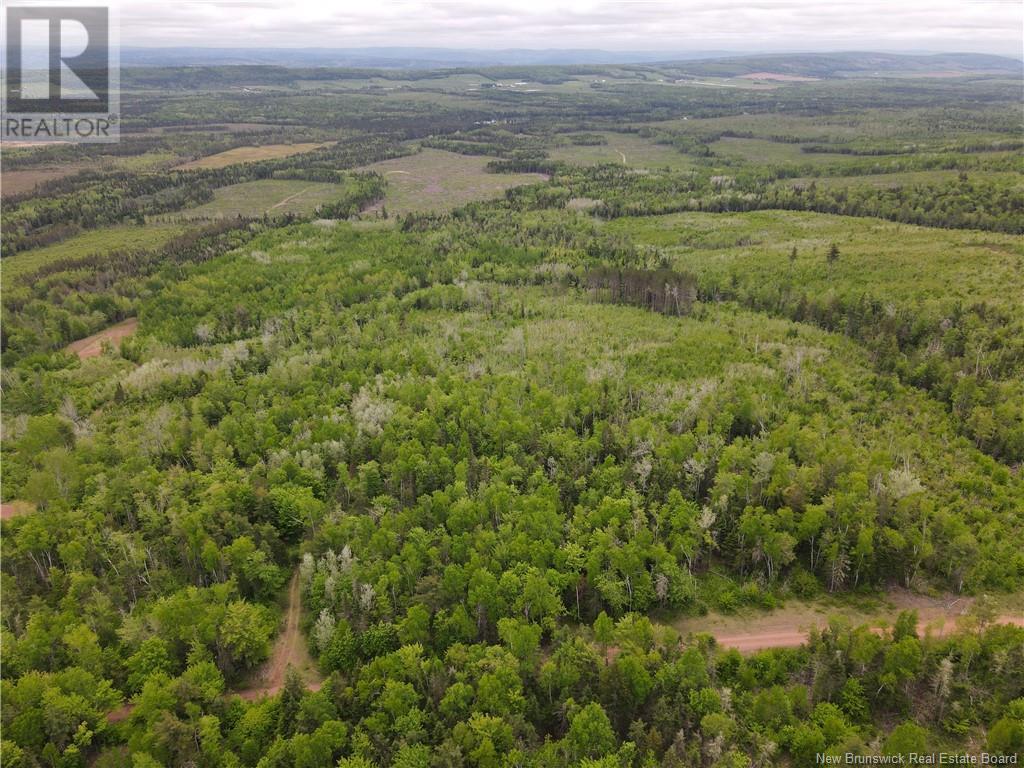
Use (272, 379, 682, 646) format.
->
(109, 0, 1023, 56)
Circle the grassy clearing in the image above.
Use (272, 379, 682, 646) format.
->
(3, 224, 186, 282)
(548, 132, 697, 170)
(357, 148, 546, 215)
(176, 142, 330, 170)
(788, 168, 1024, 191)
(709, 136, 860, 164)
(162, 179, 348, 220)
(603, 209, 1024, 311)
(648, 108, 1019, 144)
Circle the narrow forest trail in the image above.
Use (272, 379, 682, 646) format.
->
(107, 583, 1022, 722)
(239, 571, 321, 700)
(270, 186, 315, 210)
(108, 570, 320, 722)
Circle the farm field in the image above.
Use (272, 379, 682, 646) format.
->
(648, 108, 1022, 145)
(2, 167, 84, 197)
(2, 153, 179, 197)
(357, 147, 546, 214)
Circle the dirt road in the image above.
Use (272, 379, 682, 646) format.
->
(678, 590, 1024, 653)
(66, 318, 138, 360)
(710, 615, 1024, 653)
(270, 186, 315, 210)
(108, 571, 320, 722)
(107, 587, 1021, 721)
(239, 572, 321, 699)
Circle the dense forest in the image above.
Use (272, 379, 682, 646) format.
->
(2, 53, 1023, 768)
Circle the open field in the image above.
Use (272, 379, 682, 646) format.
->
(708, 135, 868, 164)
(2, 223, 186, 281)
(647, 108, 1021, 145)
(604, 209, 1024, 310)
(2, 167, 84, 197)
(176, 142, 331, 169)
(162, 179, 348, 220)
(2, 153, 179, 197)
(548, 131, 698, 170)
(358, 147, 546, 215)
(788, 168, 1024, 191)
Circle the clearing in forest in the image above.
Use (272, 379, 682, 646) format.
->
(176, 142, 330, 170)
(66, 318, 139, 360)
(4, 224, 185, 282)
(357, 148, 546, 216)
(162, 179, 347, 220)
(548, 132, 696, 170)
(0, 501, 35, 521)
(604, 209, 1024, 311)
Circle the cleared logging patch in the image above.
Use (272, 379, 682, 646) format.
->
(357, 148, 546, 216)
(548, 132, 696, 170)
(604, 209, 1024, 311)
(3, 224, 186, 282)
(176, 142, 331, 170)
(66, 318, 138, 359)
(161, 179, 348, 220)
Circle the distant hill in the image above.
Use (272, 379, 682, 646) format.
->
(119, 46, 733, 69)
(118, 48, 1022, 79)
(660, 51, 1023, 78)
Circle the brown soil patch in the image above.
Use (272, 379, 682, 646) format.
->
(242, 571, 321, 698)
(676, 590, 1023, 653)
(2, 167, 81, 197)
(66, 318, 138, 360)
(1, 501, 35, 520)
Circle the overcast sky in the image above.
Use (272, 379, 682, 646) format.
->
(109, 0, 1022, 56)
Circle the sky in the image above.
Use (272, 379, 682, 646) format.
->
(107, 0, 1022, 56)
